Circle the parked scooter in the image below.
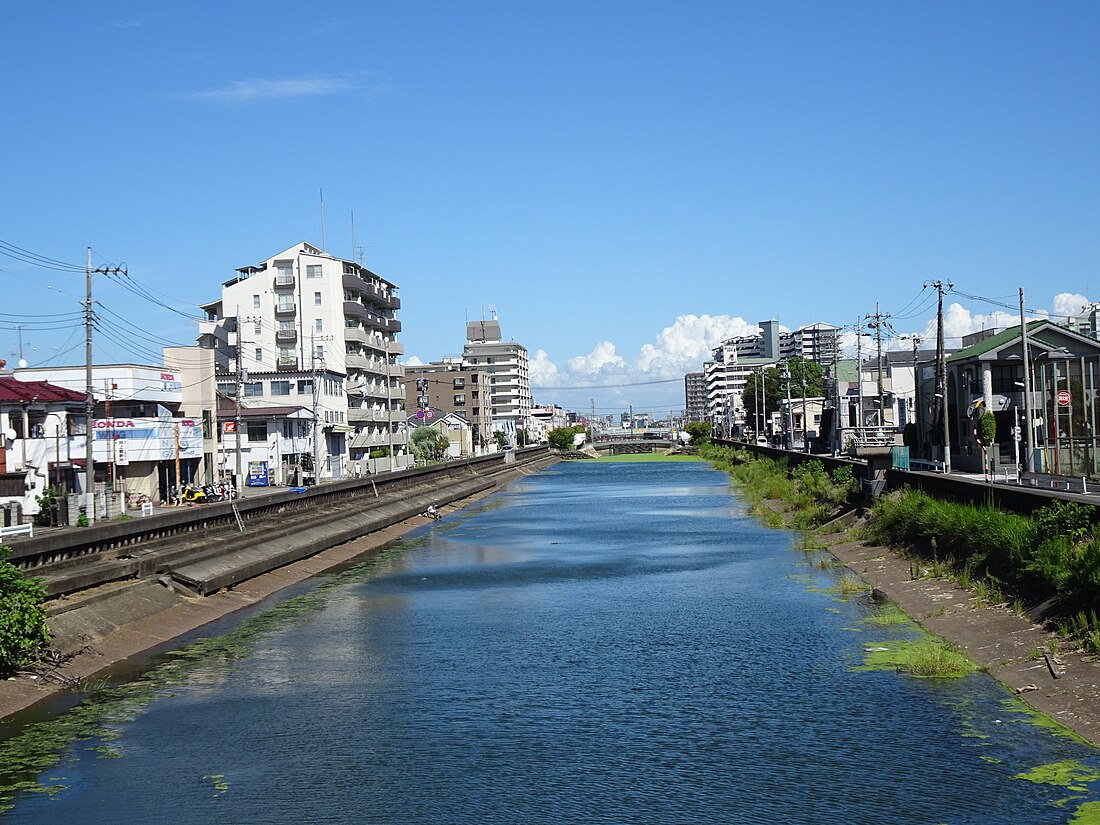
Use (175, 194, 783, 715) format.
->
(180, 484, 207, 504)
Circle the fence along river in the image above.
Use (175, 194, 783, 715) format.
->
(2, 459, 1099, 823)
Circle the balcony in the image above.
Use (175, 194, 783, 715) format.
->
(274, 272, 295, 289)
(275, 303, 296, 317)
(276, 329, 297, 344)
(277, 356, 299, 371)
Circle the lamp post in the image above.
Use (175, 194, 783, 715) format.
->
(44, 412, 67, 493)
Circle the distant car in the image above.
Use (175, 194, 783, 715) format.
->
(755, 436, 768, 446)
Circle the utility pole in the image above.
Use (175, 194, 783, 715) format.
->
(866, 302, 891, 426)
(801, 367, 808, 453)
(235, 309, 244, 492)
(104, 379, 114, 488)
(782, 361, 793, 449)
(855, 317, 864, 432)
(384, 336, 394, 470)
(84, 248, 95, 524)
(312, 330, 322, 482)
(1019, 287, 1035, 473)
(929, 279, 953, 472)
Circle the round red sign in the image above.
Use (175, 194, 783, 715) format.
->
(1057, 389, 1071, 406)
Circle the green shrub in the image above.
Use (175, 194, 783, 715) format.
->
(0, 547, 51, 675)
(1032, 500, 1092, 543)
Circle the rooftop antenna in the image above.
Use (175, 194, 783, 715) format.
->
(351, 209, 356, 263)
(490, 303, 498, 321)
(320, 187, 326, 252)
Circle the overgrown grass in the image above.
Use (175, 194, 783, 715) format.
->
(868, 489, 1100, 654)
(698, 444, 858, 532)
(858, 637, 976, 678)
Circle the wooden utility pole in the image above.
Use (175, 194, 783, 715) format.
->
(85, 247, 95, 523)
(929, 279, 953, 472)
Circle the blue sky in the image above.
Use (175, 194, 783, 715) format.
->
(2, 2, 1099, 417)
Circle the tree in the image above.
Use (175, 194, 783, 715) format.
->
(548, 426, 576, 450)
(493, 431, 508, 449)
(411, 426, 449, 464)
(516, 428, 528, 447)
(685, 421, 711, 446)
(0, 548, 51, 675)
(741, 358, 825, 434)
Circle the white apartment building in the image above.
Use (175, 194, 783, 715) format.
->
(703, 320, 840, 436)
(461, 316, 531, 439)
(199, 242, 410, 480)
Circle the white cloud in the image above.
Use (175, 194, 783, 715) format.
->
(567, 341, 626, 376)
(634, 314, 762, 376)
(1052, 292, 1089, 318)
(191, 75, 362, 103)
(403, 355, 424, 367)
(529, 349, 562, 386)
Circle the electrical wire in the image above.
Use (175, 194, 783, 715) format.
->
(0, 239, 86, 273)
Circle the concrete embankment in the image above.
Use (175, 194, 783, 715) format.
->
(825, 535, 1100, 746)
(0, 452, 559, 721)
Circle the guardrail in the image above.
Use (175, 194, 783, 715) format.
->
(3, 446, 551, 571)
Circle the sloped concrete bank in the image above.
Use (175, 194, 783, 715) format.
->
(825, 535, 1100, 747)
(0, 455, 559, 722)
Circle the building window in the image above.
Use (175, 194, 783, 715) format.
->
(314, 291, 322, 306)
(243, 382, 263, 397)
(283, 421, 295, 438)
(253, 294, 260, 309)
(297, 379, 313, 394)
(255, 347, 263, 363)
(453, 378, 465, 389)
(315, 345, 324, 360)
(271, 381, 291, 396)
(315, 318, 323, 332)
(306, 264, 323, 278)
(254, 321, 262, 335)
(454, 394, 466, 405)
(217, 382, 236, 396)
(247, 421, 267, 442)
(279, 320, 294, 332)
(277, 298, 294, 312)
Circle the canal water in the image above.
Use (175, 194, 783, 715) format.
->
(3, 459, 1100, 824)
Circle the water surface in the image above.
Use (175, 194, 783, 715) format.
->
(2, 460, 1098, 824)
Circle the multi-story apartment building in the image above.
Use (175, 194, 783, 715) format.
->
(461, 315, 531, 439)
(684, 372, 706, 423)
(703, 320, 840, 436)
(403, 358, 494, 450)
(780, 322, 841, 364)
(198, 242, 409, 479)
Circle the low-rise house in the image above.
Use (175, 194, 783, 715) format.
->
(0, 367, 87, 518)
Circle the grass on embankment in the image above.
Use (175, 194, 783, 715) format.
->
(697, 443, 859, 530)
(867, 490, 1100, 656)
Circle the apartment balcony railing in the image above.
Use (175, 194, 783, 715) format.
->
(276, 329, 297, 344)
(277, 356, 299, 371)
(274, 273, 295, 288)
(274, 303, 296, 316)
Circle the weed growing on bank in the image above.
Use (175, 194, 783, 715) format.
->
(698, 444, 858, 531)
(0, 546, 51, 676)
(867, 490, 1100, 654)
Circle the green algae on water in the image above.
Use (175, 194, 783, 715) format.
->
(1071, 800, 1100, 824)
(998, 698, 1094, 746)
(0, 545, 404, 813)
(1014, 760, 1100, 791)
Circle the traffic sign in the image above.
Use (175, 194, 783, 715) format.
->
(416, 410, 425, 419)
(1057, 389, 1071, 407)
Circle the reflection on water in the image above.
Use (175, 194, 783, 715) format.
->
(2, 460, 1098, 824)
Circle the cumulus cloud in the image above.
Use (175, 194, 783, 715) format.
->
(1053, 292, 1089, 318)
(529, 349, 563, 386)
(403, 355, 424, 367)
